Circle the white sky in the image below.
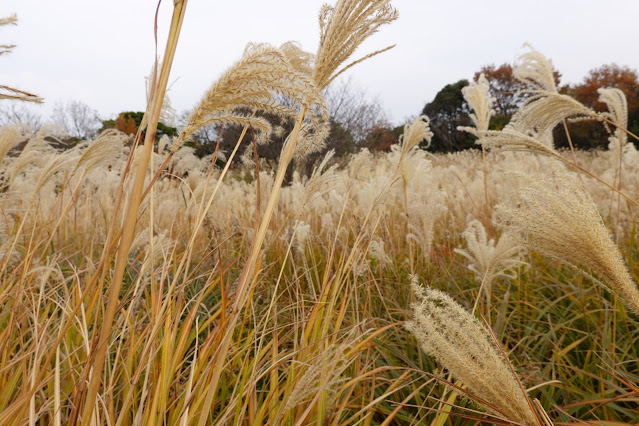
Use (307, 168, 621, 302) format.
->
(1, 0, 638, 125)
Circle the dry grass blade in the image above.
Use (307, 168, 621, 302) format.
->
(0, 85, 43, 103)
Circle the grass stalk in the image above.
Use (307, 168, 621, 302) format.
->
(79, 2, 188, 424)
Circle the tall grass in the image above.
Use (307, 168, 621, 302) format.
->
(1, 2, 639, 425)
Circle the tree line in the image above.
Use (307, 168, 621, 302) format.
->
(423, 63, 639, 152)
(1, 63, 637, 158)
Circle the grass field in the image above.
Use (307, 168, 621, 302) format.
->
(1, 0, 638, 424)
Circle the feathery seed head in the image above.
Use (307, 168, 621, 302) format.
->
(459, 73, 495, 137)
(313, 0, 398, 90)
(405, 192, 447, 263)
(515, 44, 557, 93)
(406, 277, 539, 425)
(279, 333, 358, 420)
(0, 14, 17, 26)
(280, 41, 315, 76)
(0, 125, 26, 166)
(400, 115, 433, 155)
(509, 92, 597, 138)
(145, 61, 177, 128)
(495, 166, 639, 315)
(73, 129, 128, 174)
(177, 43, 328, 155)
(478, 127, 560, 157)
(34, 150, 77, 193)
(454, 220, 527, 307)
(510, 46, 597, 136)
(0, 14, 17, 56)
(1, 15, 42, 103)
(598, 87, 628, 145)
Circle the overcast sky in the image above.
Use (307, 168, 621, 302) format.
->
(1, 0, 638, 126)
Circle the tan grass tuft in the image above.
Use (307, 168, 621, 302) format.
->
(454, 219, 527, 312)
(33, 151, 77, 193)
(514, 44, 557, 92)
(0, 14, 17, 26)
(278, 335, 357, 421)
(510, 93, 596, 138)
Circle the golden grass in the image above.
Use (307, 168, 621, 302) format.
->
(1, 2, 639, 425)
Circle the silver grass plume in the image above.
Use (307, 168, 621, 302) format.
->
(398, 115, 433, 200)
(406, 278, 540, 425)
(495, 166, 639, 315)
(33, 150, 78, 193)
(0, 221, 19, 266)
(0, 15, 17, 27)
(509, 94, 596, 139)
(510, 46, 596, 137)
(302, 149, 340, 208)
(598, 88, 637, 172)
(313, 0, 398, 90)
(454, 220, 527, 310)
(73, 129, 128, 174)
(177, 43, 328, 154)
(459, 73, 495, 137)
(405, 192, 447, 263)
(477, 127, 561, 158)
(8, 125, 59, 185)
(0, 14, 16, 55)
(514, 45, 557, 92)
(0, 125, 26, 166)
(0, 15, 42, 103)
(399, 115, 433, 157)
(599, 87, 628, 148)
(280, 41, 315, 76)
(157, 134, 171, 154)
